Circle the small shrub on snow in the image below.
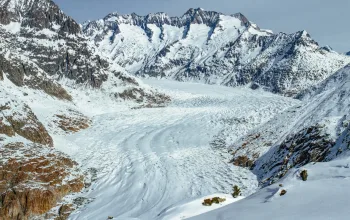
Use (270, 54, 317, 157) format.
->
(232, 185, 241, 198)
(202, 198, 212, 206)
(300, 170, 308, 181)
(212, 197, 226, 204)
(280, 189, 287, 196)
(202, 197, 226, 206)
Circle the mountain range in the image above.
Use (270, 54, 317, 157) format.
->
(83, 8, 349, 96)
(0, 0, 349, 219)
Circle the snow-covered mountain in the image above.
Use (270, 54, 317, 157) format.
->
(1, 0, 350, 219)
(84, 8, 350, 96)
(0, 0, 168, 104)
(0, 0, 167, 219)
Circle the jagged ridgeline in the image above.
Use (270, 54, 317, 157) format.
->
(0, 0, 167, 104)
(84, 8, 350, 97)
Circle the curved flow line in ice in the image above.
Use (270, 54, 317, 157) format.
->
(55, 80, 299, 220)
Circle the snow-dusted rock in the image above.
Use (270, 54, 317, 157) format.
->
(0, 0, 168, 104)
(84, 8, 350, 97)
(227, 63, 350, 186)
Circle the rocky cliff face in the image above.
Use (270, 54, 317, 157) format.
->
(0, 87, 87, 220)
(0, 142, 84, 220)
(0, 89, 86, 219)
(84, 8, 350, 97)
(0, 1, 109, 218)
(0, 0, 80, 34)
(0, 0, 103, 92)
(254, 124, 336, 186)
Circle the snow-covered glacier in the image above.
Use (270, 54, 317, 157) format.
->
(1, 0, 350, 219)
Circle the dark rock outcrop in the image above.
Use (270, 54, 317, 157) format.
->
(0, 0, 80, 34)
(254, 124, 335, 186)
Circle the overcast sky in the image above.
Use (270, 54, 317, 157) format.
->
(54, 0, 349, 52)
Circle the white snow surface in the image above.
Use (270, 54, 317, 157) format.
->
(0, 22, 21, 34)
(2, 59, 349, 220)
(6, 68, 349, 220)
(191, 156, 350, 220)
(160, 193, 244, 220)
(1, 3, 349, 220)
(41, 79, 296, 220)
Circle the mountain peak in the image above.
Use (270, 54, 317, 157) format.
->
(233, 12, 251, 28)
(182, 7, 220, 16)
(183, 7, 204, 15)
(0, 0, 80, 34)
(181, 7, 221, 26)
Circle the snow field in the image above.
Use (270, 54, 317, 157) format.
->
(1, 75, 299, 220)
(54, 79, 297, 219)
(192, 157, 350, 220)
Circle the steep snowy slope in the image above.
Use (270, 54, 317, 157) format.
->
(191, 148, 350, 220)
(192, 122, 350, 220)
(227, 64, 350, 186)
(84, 8, 350, 96)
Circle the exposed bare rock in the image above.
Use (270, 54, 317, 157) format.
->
(0, 142, 84, 220)
(0, 99, 53, 146)
(54, 110, 91, 134)
(0, 0, 166, 104)
(115, 87, 171, 105)
(231, 155, 256, 168)
(0, 113, 14, 137)
(56, 204, 74, 220)
(254, 124, 336, 186)
(0, 54, 72, 101)
(0, 0, 80, 34)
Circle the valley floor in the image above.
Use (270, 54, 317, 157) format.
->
(51, 80, 298, 219)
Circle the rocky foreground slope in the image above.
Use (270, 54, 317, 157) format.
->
(84, 8, 350, 96)
(0, 0, 168, 219)
(0, 90, 85, 219)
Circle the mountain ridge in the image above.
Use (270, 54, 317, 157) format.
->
(83, 8, 350, 97)
(0, 0, 168, 104)
(1, 0, 350, 219)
